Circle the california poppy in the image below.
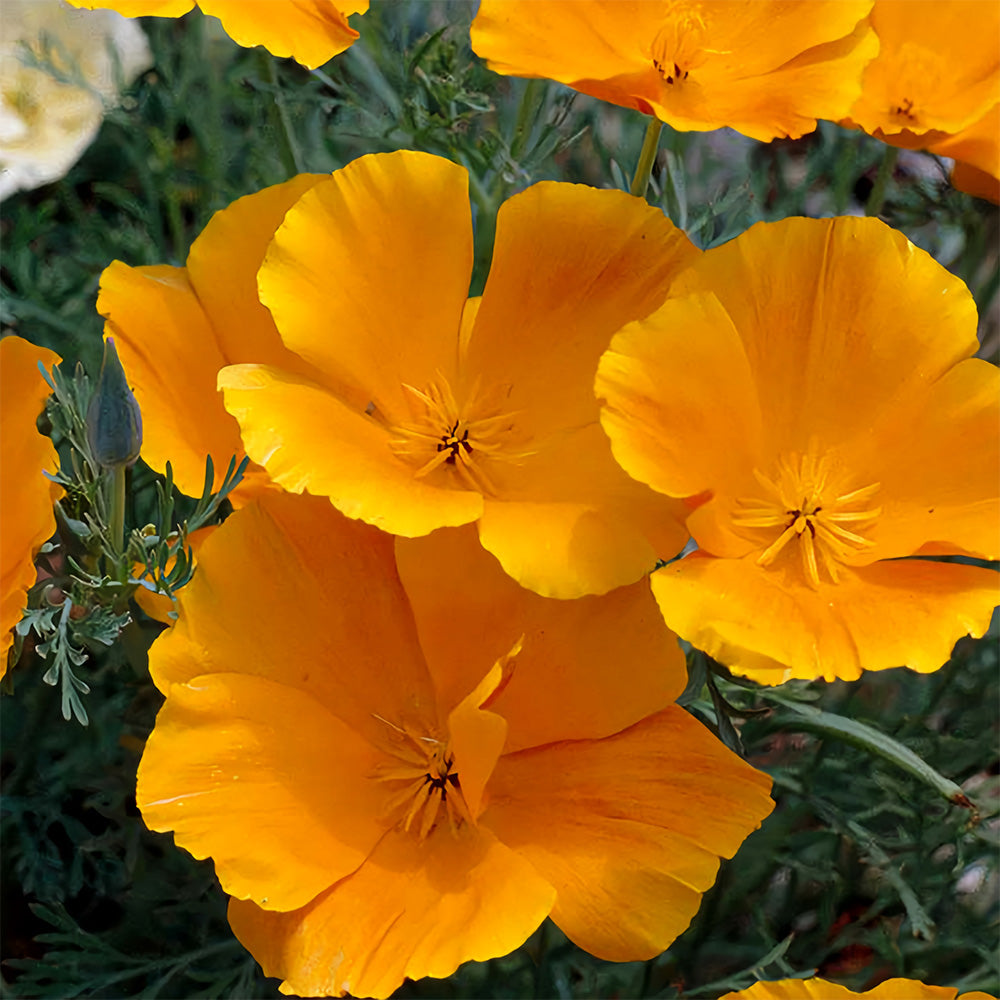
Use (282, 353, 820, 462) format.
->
(220, 150, 696, 598)
(65, 0, 365, 69)
(1, 336, 60, 665)
(846, 0, 1000, 203)
(470, 0, 877, 142)
(596, 216, 999, 683)
(136, 490, 773, 997)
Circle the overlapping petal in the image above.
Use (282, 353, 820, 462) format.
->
(140, 482, 770, 996)
(395, 525, 684, 752)
(228, 827, 556, 999)
(1, 337, 60, 665)
(147, 491, 438, 741)
(97, 174, 325, 500)
(482, 706, 774, 960)
(651, 553, 999, 684)
(471, 1, 876, 141)
(227, 150, 695, 597)
(598, 216, 999, 681)
(65, 0, 365, 68)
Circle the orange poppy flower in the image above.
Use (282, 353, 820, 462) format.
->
(135, 490, 773, 997)
(596, 216, 1000, 684)
(846, 1, 1000, 202)
(219, 150, 695, 598)
(470, 1, 877, 142)
(64, 0, 366, 69)
(721, 977, 995, 1000)
(1, 336, 61, 665)
(92, 173, 328, 503)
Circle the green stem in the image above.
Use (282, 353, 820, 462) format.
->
(865, 144, 898, 217)
(110, 464, 126, 556)
(510, 79, 543, 161)
(260, 53, 304, 177)
(630, 117, 663, 199)
(763, 688, 977, 819)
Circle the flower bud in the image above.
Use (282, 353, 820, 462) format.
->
(86, 337, 142, 469)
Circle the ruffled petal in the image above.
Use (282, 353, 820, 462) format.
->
(137, 673, 385, 911)
(1, 337, 60, 664)
(472, 1, 874, 140)
(149, 491, 439, 742)
(258, 150, 473, 420)
(468, 181, 697, 436)
(395, 525, 684, 753)
(721, 976, 962, 1000)
(926, 103, 1000, 203)
(219, 364, 483, 536)
(197, 0, 360, 68)
(482, 706, 773, 961)
(227, 825, 556, 999)
(652, 553, 1000, 684)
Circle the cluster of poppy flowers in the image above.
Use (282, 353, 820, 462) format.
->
(2, 1, 999, 998)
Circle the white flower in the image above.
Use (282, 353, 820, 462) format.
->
(0, 0, 151, 199)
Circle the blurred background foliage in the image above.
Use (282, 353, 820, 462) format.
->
(1, 1, 997, 997)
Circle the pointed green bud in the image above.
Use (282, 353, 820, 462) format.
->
(86, 337, 142, 470)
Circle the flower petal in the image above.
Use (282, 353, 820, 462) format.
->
(219, 364, 483, 536)
(850, 1, 1000, 137)
(468, 181, 697, 436)
(477, 429, 690, 598)
(597, 289, 763, 501)
(482, 706, 773, 961)
(926, 103, 1000, 203)
(721, 976, 962, 1000)
(395, 525, 685, 753)
(137, 673, 385, 911)
(197, 0, 360, 68)
(672, 216, 981, 460)
(228, 825, 556, 999)
(652, 552, 1000, 683)
(472, 1, 874, 140)
(1, 337, 60, 664)
(258, 150, 473, 420)
(855, 357, 1000, 562)
(150, 491, 439, 742)
(98, 175, 326, 499)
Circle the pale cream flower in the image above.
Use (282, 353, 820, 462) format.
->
(0, 0, 151, 199)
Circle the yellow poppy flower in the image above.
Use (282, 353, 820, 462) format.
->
(64, 0, 366, 69)
(470, 1, 877, 142)
(596, 216, 1000, 684)
(847, 0, 1000, 202)
(93, 173, 328, 503)
(721, 977, 996, 1000)
(219, 150, 695, 598)
(1, 337, 60, 665)
(136, 490, 774, 998)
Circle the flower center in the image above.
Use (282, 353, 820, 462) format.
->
(386, 372, 532, 495)
(372, 715, 472, 841)
(650, 2, 712, 85)
(731, 449, 882, 588)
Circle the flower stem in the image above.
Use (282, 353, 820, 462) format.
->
(260, 53, 304, 177)
(110, 464, 126, 555)
(865, 144, 898, 217)
(630, 117, 663, 200)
